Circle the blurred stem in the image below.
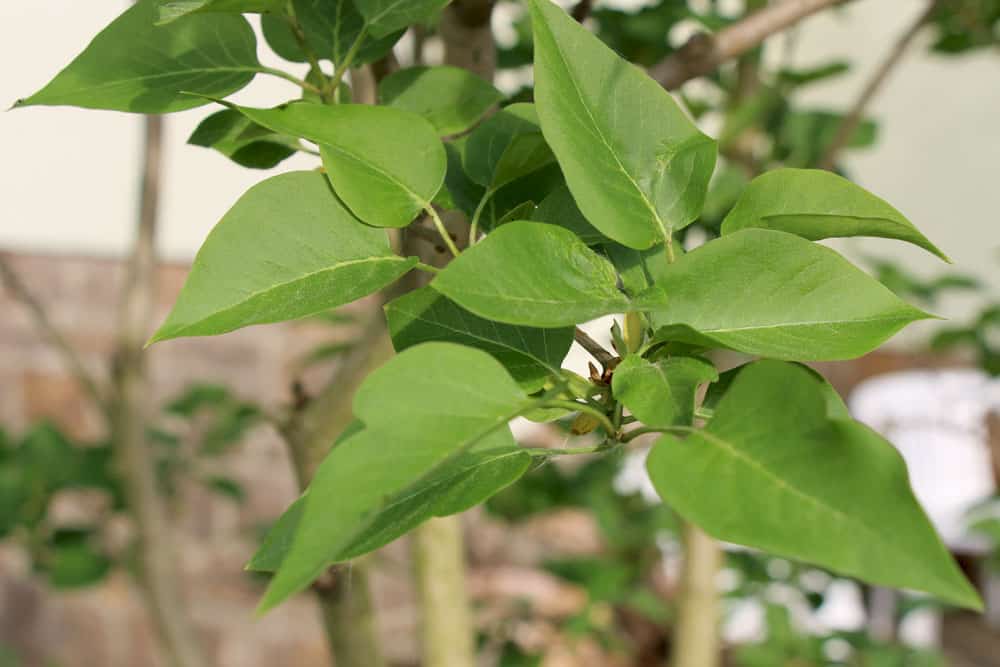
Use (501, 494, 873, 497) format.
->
(671, 521, 722, 667)
(817, 0, 938, 170)
(413, 516, 476, 667)
(112, 115, 207, 667)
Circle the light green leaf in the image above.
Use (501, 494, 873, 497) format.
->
(228, 102, 446, 227)
(721, 169, 947, 261)
(528, 0, 717, 249)
(156, 0, 283, 23)
(259, 0, 403, 65)
(464, 104, 554, 191)
(380, 66, 503, 136)
(647, 361, 980, 609)
(433, 222, 648, 327)
(16, 0, 259, 113)
(149, 172, 415, 343)
(612, 355, 717, 428)
(385, 287, 573, 392)
(354, 0, 450, 37)
(259, 343, 532, 612)
(188, 109, 300, 169)
(650, 229, 931, 360)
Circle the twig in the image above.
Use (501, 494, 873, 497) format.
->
(0, 255, 108, 415)
(112, 116, 207, 667)
(574, 327, 616, 367)
(651, 0, 847, 89)
(817, 0, 938, 170)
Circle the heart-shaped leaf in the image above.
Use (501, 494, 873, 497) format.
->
(647, 361, 980, 609)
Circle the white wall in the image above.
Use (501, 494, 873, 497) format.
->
(2, 1, 997, 297)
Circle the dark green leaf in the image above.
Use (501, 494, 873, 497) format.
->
(189, 109, 300, 169)
(17, 0, 259, 113)
(380, 66, 503, 136)
(721, 169, 947, 261)
(433, 222, 650, 327)
(150, 171, 416, 343)
(612, 355, 717, 428)
(385, 287, 573, 392)
(650, 230, 931, 360)
(647, 361, 980, 609)
(531, 182, 608, 245)
(229, 102, 446, 227)
(529, 0, 717, 249)
(44, 530, 112, 589)
(464, 104, 554, 191)
(353, 0, 449, 37)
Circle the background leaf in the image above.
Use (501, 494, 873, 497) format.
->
(380, 66, 503, 136)
(353, 0, 450, 38)
(188, 109, 300, 169)
(17, 0, 259, 113)
(150, 171, 415, 342)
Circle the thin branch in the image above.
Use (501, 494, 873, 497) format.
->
(817, 0, 938, 170)
(112, 116, 207, 667)
(0, 255, 108, 416)
(574, 327, 616, 367)
(651, 0, 847, 90)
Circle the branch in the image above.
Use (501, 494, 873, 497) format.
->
(0, 255, 108, 416)
(651, 0, 847, 89)
(111, 116, 207, 667)
(574, 327, 616, 367)
(817, 0, 938, 170)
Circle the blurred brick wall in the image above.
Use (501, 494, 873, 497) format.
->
(0, 251, 423, 667)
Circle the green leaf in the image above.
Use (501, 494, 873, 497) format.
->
(229, 102, 446, 227)
(150, 172, 415, 343)
(612, 355, 717, 428)
(650, 229, 931, 361)
(156, 0, 283, 23)
(260, 0, 403, 66)
(532, 183, 608, 245)
(433, 222, 648, 327)
(380, 66, 503, 136)
(16, 0, 259, 113)
(385, 287, 573, 392)
(259, 343, 533, 612)
(353, 0, 450, 37)
(721, 169, 948, 261)
(646, 361, 980, 609)
(464, 104, 554, 191)
(44, 530, 112, 589)
(528, 0, 717, 249)
(189, 109, 300, 169)
(251, 441, 529, 573)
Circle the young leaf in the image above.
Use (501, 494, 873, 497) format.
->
(612, 355, 717, 428)
(528, 0, 717, 249)
(259, 343, 533, 612)
(16, 0, 259, 113)
(650, 229, 932, 360)
(353, 0, 450, 38)
(721, 169, 948, 261)
(379, 66, 503, 136)
(149, 172, 416, 343)
(432, 222, 643, 327)
(229, 102, 446, 227)
(259, 0, 403, 66)
(156, 0, 283, 24)
(646, 361, 980, 609)
(464, 104, 554, 191)
(385, 287, 573, 392)
(188, 109, 300, 169)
